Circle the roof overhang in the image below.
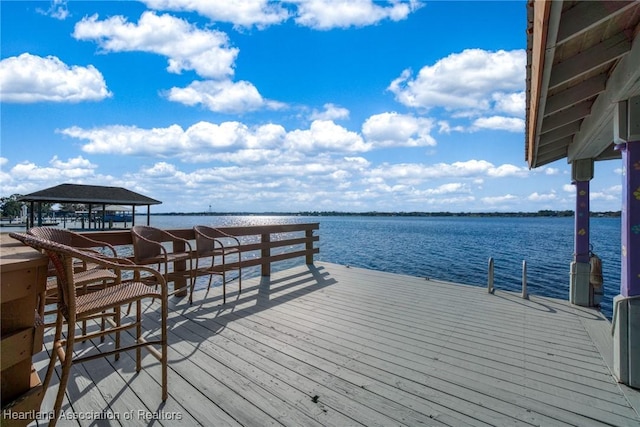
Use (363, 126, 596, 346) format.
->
(525, 0, 640, 169)
(18, 183, 162, 206)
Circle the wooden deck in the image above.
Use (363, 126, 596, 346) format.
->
(32, 261, 640, 426)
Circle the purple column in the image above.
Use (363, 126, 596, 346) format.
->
(574, 180, 590, 263)
(620, 141, 640, 297)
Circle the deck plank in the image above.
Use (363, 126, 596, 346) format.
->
(30, 261, 640, 427)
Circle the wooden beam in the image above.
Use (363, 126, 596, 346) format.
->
(539, 135, 573, 150)
(541, 100, 591, 133)
(556, 1, 637, 44)
(526, 0, 557, 167)
(539, 122, 581, 146)
(568, 28, 640, 161)
(549, 33, 632, 89)
(595, 143, 622, 161)
(537, 143, 570, 165)
(544, 73, 607, 116)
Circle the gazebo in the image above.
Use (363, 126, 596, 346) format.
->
(18, 183, 162, 229)
(525, 1, 640, 388)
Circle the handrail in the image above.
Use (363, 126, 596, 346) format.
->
(81, 223, 320, 277)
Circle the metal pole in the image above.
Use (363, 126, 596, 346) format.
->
(488, 257, 494, 294)
(522, 260, 529, 299)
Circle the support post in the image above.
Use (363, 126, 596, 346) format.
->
(173, 240, 188, 297)
(569, 158, 593, 306)
(613, 96, 640, 389)
(305, 229, 314, 265)
(522, 260, 529, 300)
(261, 233, 271, 276)
(487, 257, 494, 294)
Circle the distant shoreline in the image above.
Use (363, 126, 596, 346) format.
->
(150, 210, 621, 218)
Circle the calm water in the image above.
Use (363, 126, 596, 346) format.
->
(138, 214, 621, 319)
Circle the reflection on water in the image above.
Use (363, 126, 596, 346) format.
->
(143, 214, 621, 318)
(153, 215, 302, 229)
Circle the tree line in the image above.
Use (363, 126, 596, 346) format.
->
(1, 194, 622, 220)
(0, 194, 86, 220)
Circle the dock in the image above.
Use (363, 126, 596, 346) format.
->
(32, 261, 640, 426)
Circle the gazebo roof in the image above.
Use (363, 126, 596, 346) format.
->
(19, 183, 161, 206)
(525, 0, 640, 168)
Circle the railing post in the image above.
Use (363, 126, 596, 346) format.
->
(522, 260, 529, 300)
(488, 257, 494, 294)
(173, 239, 188, 297)
(261, 233, 271, 276)
(306, 229, 314, 265)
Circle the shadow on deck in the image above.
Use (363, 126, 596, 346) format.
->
(31, 262, 640, 426)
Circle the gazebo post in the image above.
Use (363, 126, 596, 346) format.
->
(29, 201, 35, 229)
(613, 96, 640, 389)
(37, 202, 42, 227)
(569, 158, 593, 306)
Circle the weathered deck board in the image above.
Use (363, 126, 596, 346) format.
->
(31, 262, 640, 426)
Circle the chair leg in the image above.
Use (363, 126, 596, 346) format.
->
(42, 313, 63, 392)
(189, 258, 202, 305)
(49, 324, 75, 427)
(115, 306, 121, 361)
(161, 296, 168, 402)
(223, 278, 226, 305)
(136, 300, 142, 372)
(81, 319, 87, 342)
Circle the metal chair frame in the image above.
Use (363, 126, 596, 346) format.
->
(192, 225, 242, 304)
(130, 225, 195, 298)
(9, 232, 168, 427)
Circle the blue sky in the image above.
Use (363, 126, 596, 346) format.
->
(0, 0, 622, 213)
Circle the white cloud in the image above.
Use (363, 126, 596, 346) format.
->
(143, 0, 290, 29)
(423, 182, 469, 195)
(59, 121, 291, 161)
(362, 112, 435, 147)
(544, 167, 560, 175)
(167, 80, 285, 113)
(0, 53, 111, 103)
(292, 0, 422, 30)
(487, 164, 529, 178)
(60, 120, 374, 159)
(369, 159, 526, 182)
(144, 162, 179, 177)
(482, 194, 518, 205)
(9, 156, 97, 181)
(60, 124, 186, 156)
(37, 0, 70, 20)
(527, 191, 557, 202)
(310, 103, 350, 121)
(285, 120, 370, 153)
(388, 48, 525, 115)
(437, 120, 465, 134)
(143, 0, 422, 30)
(472, 116, 524, 133)
(492, 91, 525, 117)
(73, 11, 238, 79)
(49, 155, 96, 170)
(592, 186, 621, 201)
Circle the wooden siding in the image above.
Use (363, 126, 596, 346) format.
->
(32, 262, 640, 426)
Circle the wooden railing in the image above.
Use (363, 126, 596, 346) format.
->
(82, 222, 320, 278)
